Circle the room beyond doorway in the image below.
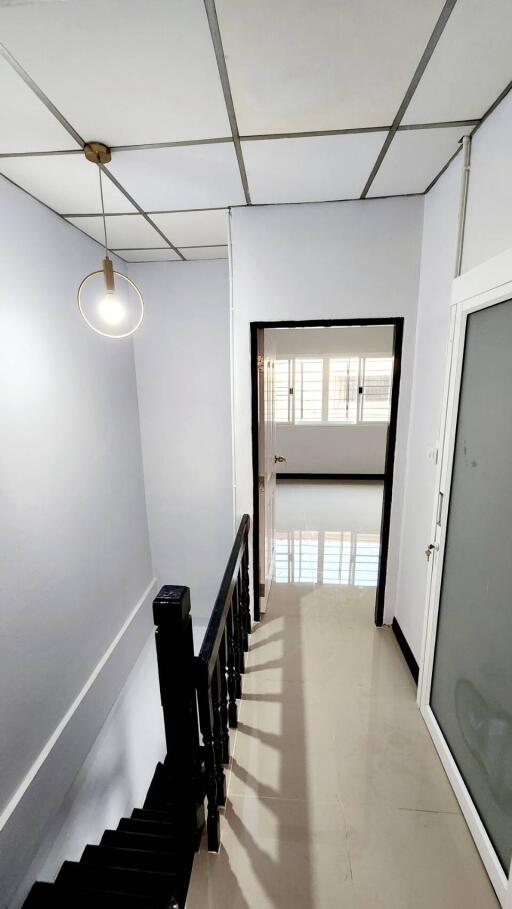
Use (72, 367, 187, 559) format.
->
(250, 317, 403, 627)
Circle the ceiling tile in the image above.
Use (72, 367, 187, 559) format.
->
(150, 209, 228, 247)
(242, 133, 387, 204)
(404, 0, 512, 124)
(109, 146, 245, 210)
(0, 56, 79, 154)
(216, 0, 445, 134)
(0, 0, 230, 145)
(180, 246, 228, 260)
(113, 248, 181, 262)
(368, 126, 468, 197)
(67, 215, 164, 248)
(0, 155, 135, 214)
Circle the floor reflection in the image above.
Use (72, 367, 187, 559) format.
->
(276, 529, 380, 586)
(275, 479, 383, 588)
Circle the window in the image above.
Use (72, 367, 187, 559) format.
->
(274, 358, 292, 423)
(360, 357, 394, 423)
(294, 358, 323, 423)
(275, 354, 393, 425)
(328, 358, 359, 423)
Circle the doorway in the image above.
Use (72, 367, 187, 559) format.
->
(250, 318, 403, 625)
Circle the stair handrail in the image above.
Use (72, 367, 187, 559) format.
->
(195, 514, 251, 851)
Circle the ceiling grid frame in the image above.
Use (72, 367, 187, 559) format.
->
(0, 119, 481, 161)
(202, 0, 251, 204)
(360, 0, 459, 198)
(0, 40, 187, 260)
(0, 1, 509, 256)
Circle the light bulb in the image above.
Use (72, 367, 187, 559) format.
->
(97, 290, 126, 327)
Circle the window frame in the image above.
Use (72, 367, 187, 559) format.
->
(275, 352, 393, 427)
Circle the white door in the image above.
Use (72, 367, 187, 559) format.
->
(419, 252, 512, 909)
(257, 329, 276, 615)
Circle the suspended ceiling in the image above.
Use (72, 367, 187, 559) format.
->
(0, 0, 510, 263)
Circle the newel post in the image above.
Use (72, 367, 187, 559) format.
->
(152, 585, 205, 846)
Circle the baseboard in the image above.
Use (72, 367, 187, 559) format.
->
(392, 618, 419, 685)
(277, 472, 385, 481)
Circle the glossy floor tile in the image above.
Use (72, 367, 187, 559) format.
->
(187, 482, 499, 908)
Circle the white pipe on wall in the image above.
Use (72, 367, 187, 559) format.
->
(227, 208, 237, 535)
(454, 134, 472, 277)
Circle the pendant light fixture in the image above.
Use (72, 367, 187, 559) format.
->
(77, 142, 144, 338)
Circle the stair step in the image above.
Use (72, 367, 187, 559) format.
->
(81, 844, 180, 875)
(118, 817, 179, 838)
(23, 880, 174, 908)
(144, 762, 172, 811)
(22, 883, 54, 907)
(132, 808, 175, 823)
(55, 860, 179, 898)
(101, 829, 183, 854)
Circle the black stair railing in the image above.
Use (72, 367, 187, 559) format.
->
(22, 514, 251, 907)
(195, 513, 251, 852)
(151, 585, 205, 844)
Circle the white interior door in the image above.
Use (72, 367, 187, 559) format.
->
(419, 255, 512, 909)
(257, 329, 276, 615)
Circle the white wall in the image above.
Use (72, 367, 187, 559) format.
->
(394, 89, 512, 661)
(272, 325, 392, 474)
(394, 160, 461, 659)
(9, 638, 165, 907)
(230, 197, 424, 622)
(0, 176, 160, 908)
(132, 260, 233, 622)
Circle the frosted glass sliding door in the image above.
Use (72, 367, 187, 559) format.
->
(430, 297, 512, 873)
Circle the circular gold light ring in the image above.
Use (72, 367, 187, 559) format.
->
(77, 269, 144, 339)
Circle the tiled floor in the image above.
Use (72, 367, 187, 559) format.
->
(188, 482, 499, 908)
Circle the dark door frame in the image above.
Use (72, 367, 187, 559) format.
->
(250, 316, 404, 626)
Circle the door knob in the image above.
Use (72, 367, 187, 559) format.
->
(274, 455, 287, 463)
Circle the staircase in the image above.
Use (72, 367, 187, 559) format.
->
(21, 516, 251, 909)
(23, 757, 197, 908)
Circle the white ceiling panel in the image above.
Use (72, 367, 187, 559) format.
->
(0, 155, 135, 214)
(180, 246, 228, 260)
(368, 126, 468, 197)
(242, 133, 387, 204)
(113, 248, 181, 262)
(0, 56, 79, 154)
(67, 215, 164, 249)
(404, 0, 512, 124)
(150, 209, 228, 247)
(0, 0, 230, 146)
(109, 146, 245, 211)
(216, 0, 445, 134)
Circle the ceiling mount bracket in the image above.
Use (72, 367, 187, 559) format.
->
(83, 142, 112, 165)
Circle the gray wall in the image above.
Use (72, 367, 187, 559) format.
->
(0, 175, 159, 907)
(230, 197, 424, 623)
(132, 259, 233, 621)
(394, 89, 512, 661)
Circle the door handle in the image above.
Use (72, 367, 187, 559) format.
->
(274, 455, 287, 463)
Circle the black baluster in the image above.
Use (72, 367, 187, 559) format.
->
(152, 585, 205, 848)
(226, 599, 238, 728)
(211, 660, 227, 807)
(219, 630, 230, 764)
(196, 662, 220, 852)
(238, 576, 246, 676)
(231, 584, 244, 699)
(241, 543, 251, 645)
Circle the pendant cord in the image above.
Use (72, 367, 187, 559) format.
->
(98, 166, 108, 257)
